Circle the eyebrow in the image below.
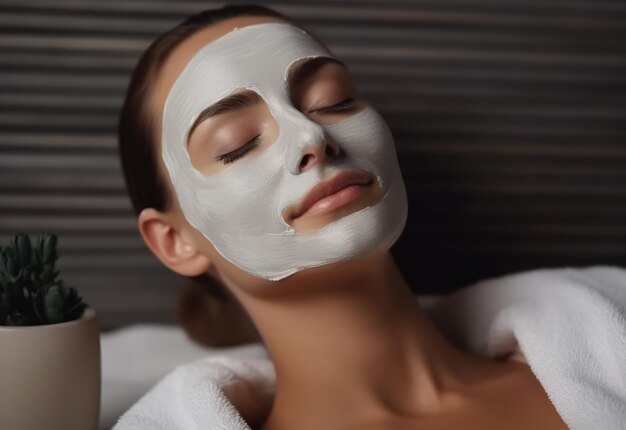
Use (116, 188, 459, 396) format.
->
(287, 56, 347, 93)
(187, 90, 263, 143)
(186, 56, 347, 143)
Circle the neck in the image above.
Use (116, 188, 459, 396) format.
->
(229, 252, 484, 429)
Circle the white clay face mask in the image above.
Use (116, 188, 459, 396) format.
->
(161, 22, 408, 281)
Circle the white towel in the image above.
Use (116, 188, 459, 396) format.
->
(99, 325, 270, 430)
(112, 265, 626, 430)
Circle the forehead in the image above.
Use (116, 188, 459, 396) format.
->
(161, 21, 335, 151)
(152, 16, 327, 124)
(152, 15, 286, 114)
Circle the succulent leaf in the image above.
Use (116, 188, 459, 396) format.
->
(41, 233, 57, 265)
(15, 233, 32, 268)
(0, 249, 8, 276)
(6, 255, 19, 279)
(44, 285, 65, 310)
(0, 232, 87, 326)
(30, 245, 41, 271)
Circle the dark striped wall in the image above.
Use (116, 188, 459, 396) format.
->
(1, 0, 625, 330)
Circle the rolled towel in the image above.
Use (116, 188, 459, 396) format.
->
(113, 265, 626, 430)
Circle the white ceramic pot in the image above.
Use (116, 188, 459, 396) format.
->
(0, 307, 101, 430)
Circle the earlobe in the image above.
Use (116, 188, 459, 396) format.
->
(137, 207, 212, 277)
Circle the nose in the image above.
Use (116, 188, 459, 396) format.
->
(286, 121, 341, 174)
(298, 139, 340, 173)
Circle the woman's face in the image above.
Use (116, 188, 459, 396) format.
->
(150, 15, 408, 288)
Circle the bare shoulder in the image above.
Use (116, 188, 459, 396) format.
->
(457, 360, 570, 430)
(344, 362, 569, 430)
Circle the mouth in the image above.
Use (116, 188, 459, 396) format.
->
(285, 170, 375, 222)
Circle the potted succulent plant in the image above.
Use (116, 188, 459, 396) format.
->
(0, 232, 101, 430)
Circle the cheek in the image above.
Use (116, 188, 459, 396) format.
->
(329, 107, 394, 164)
(185, 212, 266, 284)
(196, 165, 285, 234)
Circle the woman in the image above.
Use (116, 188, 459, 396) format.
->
(117, 5, 570, 429)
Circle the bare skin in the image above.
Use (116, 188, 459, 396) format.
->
(137, 14, 570, 430)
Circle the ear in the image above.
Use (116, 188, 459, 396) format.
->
(137, 207, 211, 277)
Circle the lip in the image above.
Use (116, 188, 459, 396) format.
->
(287, 170, 374, 221)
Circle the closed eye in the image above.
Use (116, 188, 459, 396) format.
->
(213, 98, 355, 166)
(315, 97, 356, 114)
(215, 134, 261, 165)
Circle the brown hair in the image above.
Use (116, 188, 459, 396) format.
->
(117, 5, 294, 346)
